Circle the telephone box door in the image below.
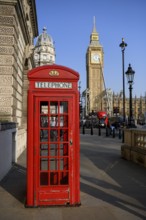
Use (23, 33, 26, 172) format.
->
(34, 96, 73, 206)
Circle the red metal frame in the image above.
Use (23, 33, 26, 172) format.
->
(26, 65, 80, 207)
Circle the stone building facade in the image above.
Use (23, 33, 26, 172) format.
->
(102, 90, 146, 123)
(0, 0, 38, 160)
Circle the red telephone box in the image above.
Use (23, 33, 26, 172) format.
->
(26, 64, 80, 207)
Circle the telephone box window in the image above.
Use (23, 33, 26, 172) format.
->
(50, 144, 58, 156)
(59, 116, 68, 127)
(50, 129, 58, 142)
(40, 173, 48, 185)
(40, 130, 48, 142)
(40, 158, 48, 170)
(40, 116, 48, 127)
(50, 172, 58, 185)
(50, 158, 58, 170)
(40, 144, 48, 156)
(40, 101, 48, 114)
(50, 101, 58, 114)
(39, 101, 69, 186)
(60, 129, 68, 141)
(60, 101, 68, 113)
(60, 172, 68, 185)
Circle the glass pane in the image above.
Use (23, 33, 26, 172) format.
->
(60, 102, 68, 113)
(60, 172, 68, 185)
(60, 116, 63, 127)
(50, 158, 58, 170)
(62, 143, 68, 156)
(50, 172, 58, 185)
(50, 144, 58, 156)
(60, 129, 68, 141)
(60, 158, 64, 170)
(40, 144, 48, 156)
(40, 172, 48, 185)
(40, 158, 48, 170)
(50, 116, 58, 127)
(40, 130, 48, 142)
(60, 144, 64, 156)
(59, 144, 68, 156)
(40, 116, 48, 127)
(63, 158, 69, 170)
(50, 101, 58, 114)
(60, 116, 68, 127)
(59, 158, 69, 170)
(50, 129, 58, 142)
(40, 101, 48, 114)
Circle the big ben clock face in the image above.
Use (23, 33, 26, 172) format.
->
(91, 52, 100, 63)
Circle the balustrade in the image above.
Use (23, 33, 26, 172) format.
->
(121, 128, 146, 167)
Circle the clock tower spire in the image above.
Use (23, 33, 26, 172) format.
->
(90, 16, 101, 46)
(86, 17, 104, 113)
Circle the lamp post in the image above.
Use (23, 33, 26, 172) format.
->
(119, 38, 127, 124)
(125, 64, 135, 127)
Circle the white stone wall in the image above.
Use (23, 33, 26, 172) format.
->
(0, 126, 17, 181)
(16, 128, 27, 161)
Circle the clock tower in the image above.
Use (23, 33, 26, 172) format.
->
(86, 18, 104, 113)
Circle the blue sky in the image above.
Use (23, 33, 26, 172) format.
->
(35, 0, 146, 97)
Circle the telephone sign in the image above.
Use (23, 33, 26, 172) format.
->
(35, 82, 72, 89)
(26, 65, 80, 207)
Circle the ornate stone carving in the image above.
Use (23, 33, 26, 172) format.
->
(0, 76, 12, 85)
(0, 87, 12, 94)
(0, 97, 11, 107)
(0, 107, 11, 115)
(0, 6, 14, 15)
(0, 66, 13, 74)
(0, 15, 15, 26)
(0, 26, 14, 35)
(0, 55, 13, 65)
(0, 35, 14, 45)
(0, 46, 14, 55)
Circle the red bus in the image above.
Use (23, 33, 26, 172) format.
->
(97, 111, 108, 127)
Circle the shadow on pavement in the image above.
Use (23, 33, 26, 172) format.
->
(81, 174, 146, 220)
(0, 163, 26, 204)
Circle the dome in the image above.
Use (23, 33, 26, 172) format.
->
(35, 27, 54, 47)
(34, 27, 56, 67)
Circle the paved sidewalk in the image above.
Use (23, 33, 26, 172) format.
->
(0, 132, 146, 220)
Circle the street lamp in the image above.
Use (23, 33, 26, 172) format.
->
(125, 64, 135, 127)
(119, 38, 127, 124)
